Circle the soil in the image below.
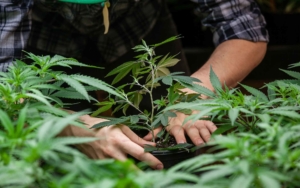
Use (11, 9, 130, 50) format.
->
(156, 135, 177, 148)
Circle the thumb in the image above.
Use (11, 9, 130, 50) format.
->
(143, 127, 162, 141)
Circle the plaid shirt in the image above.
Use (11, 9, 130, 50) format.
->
(0, 0, 269, 71)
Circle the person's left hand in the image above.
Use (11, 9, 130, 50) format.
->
(144, 111, 217, 146)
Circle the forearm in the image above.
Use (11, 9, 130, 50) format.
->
(190, 39, 267, 92)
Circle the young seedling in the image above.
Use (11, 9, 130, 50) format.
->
(92, 36, 205, 151)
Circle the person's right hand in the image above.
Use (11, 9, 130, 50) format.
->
(59, 115, 164, 170)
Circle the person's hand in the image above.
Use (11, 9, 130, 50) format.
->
(167, 111, 217, 145)
(59, 114, 164, 170)
(143, 111, 217, 146)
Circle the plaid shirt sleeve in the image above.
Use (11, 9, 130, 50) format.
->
(192, 0, 269, 46)
(0, 0, 33, 72)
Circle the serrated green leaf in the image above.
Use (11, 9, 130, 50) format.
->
(109, 62, 135, 85)
(142, 39, 147, 47)
(0, 109, 14, 135)
(92, 104, 112, 117)
(132, 44, 145, 51)
(160, 113, 169, 126)
(32, 84, 62, 91)
(228, 108, 239, 125)
(156, 129, 165, 138)
(209, 66, 222, 93)
(59, 75, 89, 102)
(173, 75, 200, 85)
(151, 115, 162, 129)
(267, 86, 276, 101)
(71, 74, 125, 100)
(164, 111, 177, 118)
(133, 92, 143, 108)
(280, 69, 300, 80)
(181, 82, 215, 98)
(52, 90, 96, 101)
(159, 58, 180, 68)
(183, 106, 219, 125)
(58, 60, 101, 69)
(33, 104, 69, 117)
(157, 54, 169, 66)
(201, 166, 235, 183)
(130, 115, 139, 124)
(164, 101, 200, 111)
(91, 118, 127, 129)
(157, 67, 170, 77)
(239, 108, 255, 115)
(257, 114, 271, 123)
(288, 61, 300, 68)
(259, 174, 280, 188)
(122, 103, 130, 115)
(48, 54, 66, 63)
(150, 35, 181, 47)
(107, 62, 135, 77)
(162, 76, 173, 85)
(270, 106, 300, 111)
(144, 144, 157, 152)
(267, 110, 300, 119)
(15, 106, 27, 137)
(230, 174, 254, 188)
(240, 84, 268, 102)
(212, 124, 234, 135)
(25, 93, 52, 106)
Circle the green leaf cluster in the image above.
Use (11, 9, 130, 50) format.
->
(93, 36, 202, 149)
(3, 37, 300, 187)
(0, 51, 202, 187)
(164, 61, 300, 186)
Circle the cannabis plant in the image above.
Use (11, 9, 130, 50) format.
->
(0, 52, 123, 115)
(91, 36, 206, 151)
(164, 62, 300, 186)
(0, 53, 139, 187)
(0, 52, 204, 187)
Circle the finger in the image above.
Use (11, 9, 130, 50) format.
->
(76, 141, 107, 159)
(106, 149, 128, 161)
(204, 120, 218, 133)
(143, 127, 162, 141)
(185, 126, 204, 146)
(96, 135, 128, 160)
(120, 140, 164, 170)
(196, 124, 212, 142)
(121, 125, 156, 147)
(169, 125, 186, 144)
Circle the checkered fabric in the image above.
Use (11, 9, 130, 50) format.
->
(0, 0, 269, 72)
(0, 0, 33, 71)
(191, 0, 269, 45)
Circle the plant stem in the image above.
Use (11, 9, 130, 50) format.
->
(146, 49, 156, 142)
(149, 58, 155, 124)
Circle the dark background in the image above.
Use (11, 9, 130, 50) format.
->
(167, 0, 300, 88)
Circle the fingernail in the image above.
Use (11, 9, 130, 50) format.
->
(196, 139, 204, 145)
(156, 164, 164, 170)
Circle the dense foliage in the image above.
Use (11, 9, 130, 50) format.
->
(1, 38, 300, 187)
(166, 63, 300, 187)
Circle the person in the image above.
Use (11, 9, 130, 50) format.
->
(0, 0, 268, 170)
